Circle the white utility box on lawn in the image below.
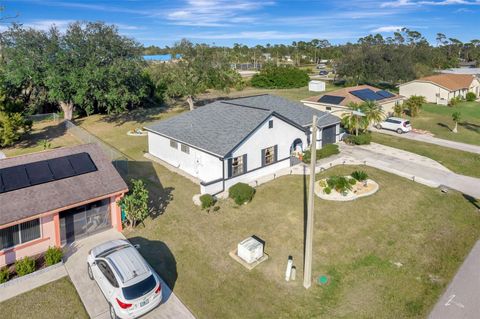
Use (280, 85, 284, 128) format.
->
(237, 237, 264, 264)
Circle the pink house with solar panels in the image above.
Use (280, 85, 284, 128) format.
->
(0, 144, 128, 267)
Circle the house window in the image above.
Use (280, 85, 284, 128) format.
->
(0, 218, 41, 250)
(326, 106, 332, 111)
(170, 140, 178, 149)
(232, 156, 244, 176)
(181, 144, 190, 154)
(268, 120, 273, 128)
(263, 146, 277, 166)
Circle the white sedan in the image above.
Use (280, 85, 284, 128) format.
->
(87, 240, 163, 319)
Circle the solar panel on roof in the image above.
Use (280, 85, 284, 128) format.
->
(2, 165, 30, 192)
(48, 157, 76, 179)
(68, 153, 96, 174)
(0, 152, 98, 194)
(350, 89, 384, 101)
(318, 95, 345, 105)
(377, 90, 395, 98)
(25, 161, 54, 185)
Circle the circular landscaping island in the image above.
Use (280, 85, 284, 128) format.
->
(127, 128, 147, 136)
(314, 171, 379, 201)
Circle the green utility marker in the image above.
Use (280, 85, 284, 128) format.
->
(318, 275, 329, 285)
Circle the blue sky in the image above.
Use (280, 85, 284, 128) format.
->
(1, 0, 479, 47)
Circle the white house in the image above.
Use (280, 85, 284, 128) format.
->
(302, 85, 404, 118)
(145, 95, 340, 195)
(399, 74, 480, 105)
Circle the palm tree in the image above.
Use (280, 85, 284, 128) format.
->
(360, 101, 385, 127)
(405, 95, 426, 117)
(452, 111, 461, 133)
(342, 103, 368, 136)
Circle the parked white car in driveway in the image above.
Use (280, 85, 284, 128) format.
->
(87, 240, 163, 319)
(375, 117, 412, 134)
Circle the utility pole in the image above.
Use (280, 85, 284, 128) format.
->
(303, 114, 317, 289)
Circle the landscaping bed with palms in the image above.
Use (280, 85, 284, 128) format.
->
(315, 171, 379, 201)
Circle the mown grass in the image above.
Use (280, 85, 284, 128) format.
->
(122, 163, 480, 319)
(409, 101, 480, 146)
(371, 132, 480, 178)
(0, 277, 88, 319)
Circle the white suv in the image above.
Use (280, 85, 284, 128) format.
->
(87, 240, 163, 319)
(375, 117, 412, 134)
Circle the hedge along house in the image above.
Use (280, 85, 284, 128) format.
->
(399, 74, 480, 105)
(302, 85, 404, 117)
(0, 144, 128, 268)
(145, 94, 340, 195)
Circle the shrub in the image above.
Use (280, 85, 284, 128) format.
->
(0, 267, 9, 283)
(213, 206, 220, 212)
(250, 64, 309, 89)
(466, 92, 477, 102)
(229, 183, 255, 205)
(348, 178, 357, 185)
(343, 133, 371, 145)
(351, 170, 369, 182)
(327, 176, 353, 194)
(15, 256, 36, 277)
(45, 246, 63, 266)
(324, 187, 332, 195)
(200, 194, 216, 209)
(302, 144, 339, 164)
(448, 96, 462, 107)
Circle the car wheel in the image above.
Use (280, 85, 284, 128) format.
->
(396, 128, 403, 134)
(87, 263, 94, 280)
(375, 124, 382, 129)
(109, 304, 118, 319)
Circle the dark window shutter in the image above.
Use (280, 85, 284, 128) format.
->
(274, 145, 278, 162)
(227, 158, 232, 178)
(243, 154, 247, 173)
(261, 149, 266, 167)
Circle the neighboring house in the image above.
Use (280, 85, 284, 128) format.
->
(302, 85, 404, 117)
(0, 144, 128, 267)
(145, 95, 340, 195)
(440, 67, 480, 77)
(399, 74, 480, 105)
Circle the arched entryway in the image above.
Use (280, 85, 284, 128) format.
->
(290, 138, 303, 166)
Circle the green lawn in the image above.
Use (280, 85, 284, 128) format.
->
(409, 101, 480, 146)
(123, 165, 480, 319)
(0, 277, 88, 319)
(2, 119, 81, 158)
(371, 133, 480, 178)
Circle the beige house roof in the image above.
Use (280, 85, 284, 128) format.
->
(303, 84, 403, 107)
(401, 74, 477, 91)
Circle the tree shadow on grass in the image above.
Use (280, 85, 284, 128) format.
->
(463, 194, 480, 210)
(460, 122, 480, 134)
(101, 106, 171, 127)
(128, 160, 174, 221)
(128, 236, 177, 301)
(13, 122, 68, 149)
(437, 122, 452, 132)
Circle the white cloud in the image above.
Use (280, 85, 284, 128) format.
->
(23, 19, 74, 32)
(371, 25, 404, 32)
(165, 0, 274, 27)
(381, 0, 480, 7)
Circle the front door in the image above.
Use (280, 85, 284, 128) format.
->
(322, 125, 337, 147)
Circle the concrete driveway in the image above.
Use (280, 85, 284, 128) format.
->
(64, 229, 195, 319)
(428, 240, 480, 319)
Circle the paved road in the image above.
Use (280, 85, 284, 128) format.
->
(371, 128, 480, 154)
(64, 229, 195, 319)
(429, 240, 480, 319)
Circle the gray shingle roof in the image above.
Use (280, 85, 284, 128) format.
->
(0, 144, 128, 226)
(145, 94, 340, 158)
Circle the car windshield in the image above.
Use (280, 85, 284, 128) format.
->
(122, 275, 157, 300)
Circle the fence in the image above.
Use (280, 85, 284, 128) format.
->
(63, 120, 129, 176)
(28, 113, 60, 123)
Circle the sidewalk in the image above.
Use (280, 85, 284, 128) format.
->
(371, 127, 480, 154)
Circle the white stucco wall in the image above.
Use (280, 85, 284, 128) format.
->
(147, 132, 223, 183)
(399, 82, 450, 103)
